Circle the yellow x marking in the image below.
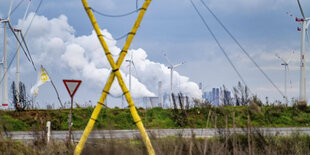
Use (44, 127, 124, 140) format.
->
(74, 0, 154, 155)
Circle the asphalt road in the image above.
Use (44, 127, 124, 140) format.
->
(2, 127, 310, 142)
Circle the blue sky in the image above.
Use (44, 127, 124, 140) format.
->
(0, 0, 310, 108)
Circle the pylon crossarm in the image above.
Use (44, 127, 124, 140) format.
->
(75, 0, 154, 155)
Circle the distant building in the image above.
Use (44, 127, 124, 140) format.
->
(203, 88, 231, 106)
(143, 97, 160, 109)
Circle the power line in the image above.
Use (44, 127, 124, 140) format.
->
(5, 0, 25, 19)
(25, 0, 43, 35)
(199, 0, 284, 97)
(103, 32, 132, 41)
(190, 0, 249, 91)
(91, 7, 141, 18)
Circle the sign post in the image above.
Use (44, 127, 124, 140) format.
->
(63, 79, 82, 143)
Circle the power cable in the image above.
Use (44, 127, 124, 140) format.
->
(25, 0, 43, 35)
(90, 7, 141, 18)
(103, 32, 132, 41)
(199, 0, 285, 97)
(4, 0, 25, 19)
(90, 6, 141, 41)
(190, 0, 249, 91)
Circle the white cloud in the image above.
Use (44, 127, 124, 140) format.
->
(18, 13, 202, 99)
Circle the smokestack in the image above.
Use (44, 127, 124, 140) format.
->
(158, 81, 162, 108)
(199, 82, 202, 90)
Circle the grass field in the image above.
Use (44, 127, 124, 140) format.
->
(0, 103, 310, 131)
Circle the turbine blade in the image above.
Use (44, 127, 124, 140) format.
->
(287, 51, 297, 64)
(7, 0, 15, 20)
(163, 52, 172, 66)
(307, 30, 310, 50)
(174, 61, 185, 68)
(7, 21, 31, 62)
(275, 54, 287, 64)
(21, 0, 32, 29)
(297, 0, 306, 19)
(132, 61, 138, 77)
(20, 30, 36, 70)
(287, 58, 291, 64)
(287, 65, 290, 72)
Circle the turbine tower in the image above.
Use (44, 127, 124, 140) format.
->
(0, 0, 15, 109)
(15, 0, 32, 103)
(164, 53, 184, 107)
(296, 0, 310, 105)
(275, 54, 291, 104)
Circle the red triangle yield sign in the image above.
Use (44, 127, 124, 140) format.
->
(63, 79, 82, 98)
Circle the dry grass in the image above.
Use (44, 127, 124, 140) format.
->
(1, 130, 310, 155)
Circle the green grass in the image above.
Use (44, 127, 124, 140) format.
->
(1, 105, 310, 131)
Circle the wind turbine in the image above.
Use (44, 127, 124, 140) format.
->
(164, 53, 185, 108)
(123, 52, 137, 108)
(125, 52, 138, 93)
(0, 0, 15, 109)
(0, 0, 35, 109)
(14, 0, 32, 104)
(275, 54, 292, 104)
(296, 0, 310, 105)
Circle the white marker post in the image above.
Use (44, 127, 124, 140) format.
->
(46, 121, 51, 143)
(63, 79, 82, 143)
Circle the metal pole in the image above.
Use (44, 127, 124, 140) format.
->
(3, 22, 8, 110)
(42, 66, 64, 108)
(0, 22, 3, 108)
(284, 65, 287, 104)
(16, 30, 20, 104)
(0, 62, 2, 108)
(299, 20, 307, 104)
(158, 81, 162, 107)
(69, 97, 73, 142)
(129, 54, 132, 93)
(170, 67, 173, 108)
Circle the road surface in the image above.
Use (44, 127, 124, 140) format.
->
(2, 127, 310, 142)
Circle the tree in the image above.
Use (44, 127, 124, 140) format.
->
(11, 81, 31, 111)
(233, 82, 249, 106)
(220, 85, 232, 106)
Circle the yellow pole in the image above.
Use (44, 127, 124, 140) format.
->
(74, 0, 154, 155)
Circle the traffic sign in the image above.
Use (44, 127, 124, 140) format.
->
(63, 79, 82, 98)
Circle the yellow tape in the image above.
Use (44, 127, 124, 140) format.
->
(75, 0, 154, 155)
